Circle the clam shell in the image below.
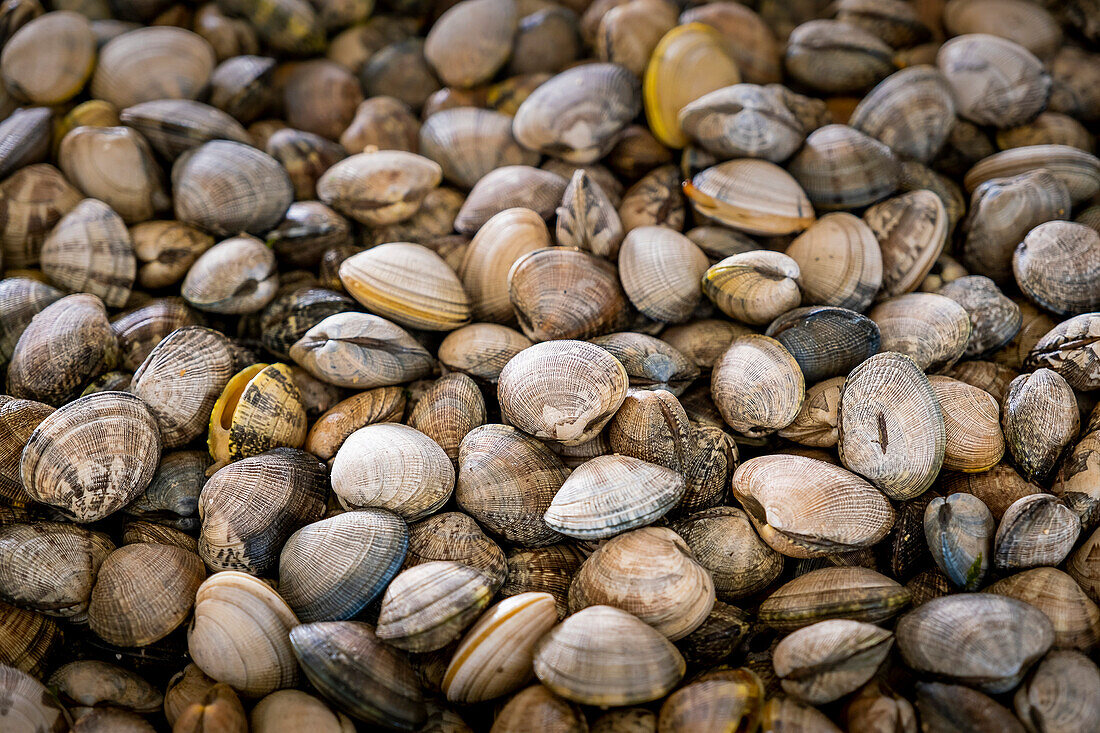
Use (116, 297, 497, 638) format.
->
(21, 391, 160, 523)
(670, 506, 783, 601)
(607, 388, 692, 471)
(864, 190, 948, 299)
(779, 376, 844, 448)
(131, 220, 215, 290)
(173, 141, 293, 237)
(994, 494, 1081, 571)
(207, 54, 277, 125)
(91, 26, 216, 108)
(590, 333, 697, 395)
(945, 360, 1018, 404)
(454, 165, 568, 234)
(939, 276, 1023, 358)
(317, 151, 442, 227)
(545, 454, 684, 540)
(928, 376, 1004, 473)
(788, 124, 899, 211)
(279, 509, 407, 622)
(497, 339, 628, 446)
(849, 66, 956, 163)
(265, 128, 347, 201)
(868, 293, 971, 372)
(785, 212, 883, 312)
(617, 226, 708, 324)
(500, 544, 586, 619)
(995, 300, 1059, 371)
(1014, 221, 1100, 316)
(493, 684, 586, 733)
(420, 107, 538, 189)
(512, 63, 641, 164)
(997, 111, 1094, 152)
(685, 159, 815, 236)
(207, 363, 307, 468)
(924, 493, 994, 589)
(1014, 650, 1100, 733)
(533, 605, 686, 706)
(988, 568, 1100, 651)
(0, 522, 114, 619)
(305, 387, 405, 461)
(0, 665, 71, 731)
(0, 107, 51, 181)
(0, 398, 54, 506)
(459, 208, 550, 324)
(198, 448, 326, 575)
(222, 0, 324, 55)
(340, 95, 419, 154)
(703, 251, 801, 326)
(110, 297, 199, 372)
(660, 318, 753, 370)
(40, 198, 135, 308)
(619, 164, 685, 232)
(119, 99, 251, 160)
(944, 0, 1062, 58)
(936, 34, 1051, 128)
(0, 11, 94, 105)
(260, 286, 357, 361)
(680, 3, 780, 84)
(456, 424, 567, 547)
(678, 83, 804, 162)
(596, 0, 677, 79)
(0, 165, 83, 270)
(438, 323, 533, 383)
(0, 601, 63, 680)
(766, 306, 880, 383)
(424, 0, 517, 88)
(760, 696, 842, 733)
(442, 592, 558, 704)
(784, 19, 894, 94)
(896, 593, 1053, 693)
(58, 125, 168, 225)
(249, 689, 355, 733)
(330, 423, 454, 521)
(1026, 312, 1100, 392)
(964, 145, 1100, 204)
(407, 373, 487, 462)
(732, 455, 895, 557)
(759, 566, 909, 631)
(773, 619, 893, 704)
(658, 672, 764, 731)
(1002, 369, 1079, 482)
(710, 335, 804, 438)
(188, 571, 300, 698)
(290, 312, 433, 389)
(915, 681, 1024, 733)
(376, 560, 494, 652)
(556, 169, 624, 259)
(403, 512, 506, 590)
(940, 462, 1042, 520)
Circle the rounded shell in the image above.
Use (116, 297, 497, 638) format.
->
(1, 11, 95, 105)
(91, 27, 216, 109)
(785, 212, 883, 312)
(936, 34, 1051, 128)
(864, 190, 948, 299)
(617, 226, 708, 324)
(849, 66, 957, 163)
(1013, 221, 1100, 316)
(685, 159, 815, 236)
(868, 293, 971, 372)
(375, 560, 494, 652)
(787, 124, 900, 212)
(710, 335, 805, 438)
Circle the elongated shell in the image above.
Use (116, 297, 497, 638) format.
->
(21, 391, 160, 522)
(207, 363, 307, 469)
(685, 159, 815, 236)
(289, 621, 425, 730)
(279, 509, 407, 623)
(864, 190, 948, 299)
(188, 571, 300, 697)
(513, 63, 641, 164)
(290, 312, 433, 389)
(1002, 369, 1079, 482)
(732, 455, 895, 557)
(994, 494, 1081, 571)
(915, 681, 1024, 733)
(420, 107, 537, 189)
(455, 165, 568, 235)
(438, 324, 533, 382)
(936, 34, 1051, 128)
(788, 124, 900, 211)
(119, 98, 251, 160)
(711, 335, 804, 438)
(199, 448, 326, 575)
(376, 560, 494, 652)
(497, 339, 628, 446)
(678, 83, 804, 162)
(533, 605, 685, 706)
(330, 423, 454, 521)
(869, 293, 971, 372)
(456, 424, 567, 547)
(442, 592, 558, 703)
(988, 568, 1100, 651)
(545, 455, 684, 540)
(896, 593, 1053, 693)
(87, 542, 205, 647)
(964, 145, 1100, 204)
(40, 198, 135, 308)
(759, 566, 909, 631)
(924, 493, 994, 589)
(785, 212, 883, 312)
(458, 208, 549, 323)
(773, 620, 894, 704)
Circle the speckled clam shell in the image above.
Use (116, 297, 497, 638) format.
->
(678, 83, 804, 162)
(40, 198, 135, 309)
(1025, 312, 1100, 391)
(849, 66, 956, 163)
(864, 190, 948, 299)
(788, 124, 900, 212)
(556, 169, 625, 260)
(207, 362, 308, 468)
(869, 293, 971, 373)
(376, 560, 494, 652)
(924, 492, 994, 589)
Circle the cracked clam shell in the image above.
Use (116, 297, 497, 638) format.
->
(512, 62, 641, 164)
(785, 212, 883, 313)
(896, 592, 1053, 694)
(207, 362, 307, 470)
(497, 339, 628, 446)
(442, 592, 558, 704)
(923, 492, 994, 590)
(1002, 368, 1079, 483)
(533, 604, 686, 706)
(617, 225, 709, 325)
(731, 455, 894, 558)
(279, 509, 407, 623)
(376, 560, 494, 652)
(685, 159, 815, 236)
(773, 620, 893, 705)
(869, 293, 971, 373)
(758, 566, 910, 632)
(290, 312, 433, 389)
(711, 335, 804, 438)
(838, 352, 945, 500)
(929, 375, 1005, 473)
(21, 391, 160, 523)
(330, 423, 453, 521)
(545, 454, 685, 540)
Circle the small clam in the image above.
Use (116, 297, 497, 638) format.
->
(869, 293, 971, 372)
(1002, 369, 1079, 482)
(512, 62, 640, 164)
(929, 375, 1005, 473)
(279, 509, 407, 623)
(304, 387, 405, 462)
(678, 83, 804, 162)
(607, 388, 691, 470)
(49, 660, 161, 713)
(500, 544, 587, 618)
(259, 287, 357, 361)
(784, 19, 894, 94)
(788, 124, 899, 212)
(421, 107, 538, 190)
(207, 55, 276, 125)
(994, 494, 1081, 571)
(424, 0, 517, 88)
(58, 127, 168, 227)
(339, 96, 419, 154)
(38, 198, 134, 310)
(110, 297, 199, 372)
(596, 0, 677, 79)
(493, 684, 586, 733)
(998, 111, 1094, 153)
(331, 423, 453, 521)
(533, 605, 686, 706)
(199, 448, 326, 575)
(265, 129, 347, 201)
(442, 592, 558, 703)
(0, 522, 113, 619)
(661, 318, 752, 371)
(773, 620, 893, 704)
(0, 107, 50, 181)
(849, 66, 956, 163)
(760, 696, 843, 733)
(91, 26, 216, 108)
(173, 141, 293, 237)
(290, 312, 433, 389)
(940, 463, 1042, 520)
(711, 335, 804, 438)
(119, 99, 251, 161)
(249, 689, 355, 733)
(438, 323, 533, 382)
(988, 568, 1100, 652)
(403, 512, 506, 590)
(964, 145, 1100, 204)
(289, 621, 424, 730)
(658, 671, 764, 732)
(130, 220, 214, 290)
(124, 450, 209, 531)
(779, 376, 844, 448)
(785, 212, 883, 312)
(703, 251, 801, 326)
(1026, 313, 1100, 392)
(407, 374, 487, 462)
(619, 164, 685, 232)
(545, 455, 684, 540)
(454, 165, 568, 234)
(188, 571, 300, 698)
(937, 34, 1051, 128)
(924, 493, 994, 589)
(896, 593, 1053, 693)
(759, 566, 909, 631)
(863, 190, 948, 299)
(945, 360, 1018, 404)
(590, 333, 698, 395)
(1014, 650, 1100, 733)
(556, 169, 624, 259)
(497, 339, 628, 446)
(617, 226, 708, 325)
(766, 307, 880, 383)
(643, 23, 741, 149)
(670, 507, 783, 601)
(21, 391, 160, 522)
(509, 247, 628, 341)
(0, 165, 83, 270)
(317, 151, 442, 227)
(684, 159, 815, 236)
(458, 208, 549, 324)
(915, 681, 1025, 733)
(732, 455, 894, 558)
(1014, 221, 1100, 316)
(939, 276, 1023, 359)
(680, 2, 780, 84)
(376, 560, 493, 652)
(362, 39, 441, 111)
(207, 362, 308, 470)
(1, 11, 94, 105)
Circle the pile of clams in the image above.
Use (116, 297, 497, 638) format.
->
(2, 0, 1100, 730)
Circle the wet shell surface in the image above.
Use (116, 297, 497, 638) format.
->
(773, 619, 894, 704)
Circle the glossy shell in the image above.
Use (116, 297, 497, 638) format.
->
(685, 159, 815, 236)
